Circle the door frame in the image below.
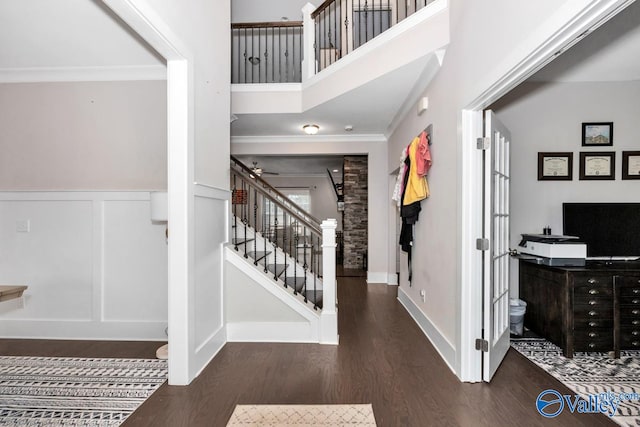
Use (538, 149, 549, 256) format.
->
(457, 0, 634, 382)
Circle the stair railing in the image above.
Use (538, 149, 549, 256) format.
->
(230, 156, 332, 313)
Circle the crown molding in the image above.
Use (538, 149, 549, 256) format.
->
(0, 65, 167, 83)
(231, 133, 387, 144)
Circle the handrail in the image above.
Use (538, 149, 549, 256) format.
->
(232, 21, 303, 29)
(230, 156, 322, 235)
(311, 0, 334, 18)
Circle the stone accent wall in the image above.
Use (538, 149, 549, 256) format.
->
(343, 156, 368, 269)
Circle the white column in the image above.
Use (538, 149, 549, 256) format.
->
(319, 218, 338, 344)
(301, 2, 316, 82)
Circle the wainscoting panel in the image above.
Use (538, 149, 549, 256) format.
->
(0, 192, 168, 340)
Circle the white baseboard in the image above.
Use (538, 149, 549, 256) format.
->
(366, 272, 388, 284)
(387, 273, 399, 286)
(0, 320, 167, 341)
(227, 321, 317, 343)
(397, 287, 456, 375)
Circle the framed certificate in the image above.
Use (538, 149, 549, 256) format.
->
(538, 152, 573, 181)
(579, 151, 615, 180)
(622, 151, 640, 180)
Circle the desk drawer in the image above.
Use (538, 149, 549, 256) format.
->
(574, 285, 614, 298)
(574, 330, 613, 352)
(574, 317, 614, 329)
(574, 305, 613, 319)
(620, 306, 640, 319)
(572, 275, 613, 288)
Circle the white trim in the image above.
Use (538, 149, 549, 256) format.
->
(232, 134, 387, 145)
(0, 65, 166, 83)
(193, 183, 231, 200)
(0, 191, 154, 201)
(397, 287, 456, 374)
(227, 322, 318, 343)
(387, 273, 399, 286)
(366, 272, 389, 284)
(457, 0, 634, 382)
(0, 320, 167, 341)
(231, 83, 302, 93)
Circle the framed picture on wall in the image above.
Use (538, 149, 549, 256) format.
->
(622, 151, 640, 180)
(538, 152, 573, 181)
(582, 122, 613, 146)
(579, 151, 615, 180)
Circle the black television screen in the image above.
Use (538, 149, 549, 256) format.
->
(563, 203, 640, 258)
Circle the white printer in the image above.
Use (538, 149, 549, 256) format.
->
(518, 234, 587, 266)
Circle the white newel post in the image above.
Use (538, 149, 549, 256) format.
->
(320, 218, 339, 344)
(301, 3, 316, 82)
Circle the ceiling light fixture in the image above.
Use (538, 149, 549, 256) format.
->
(303, 124, 319, 135)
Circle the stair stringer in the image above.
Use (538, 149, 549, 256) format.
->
(224, 246, 322, 343)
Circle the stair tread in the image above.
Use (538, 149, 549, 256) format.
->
(267, 264, 287, 278)
(232, 238, 255, 245)
(284, 277, 306, 292)
(248, 251, 271, 261)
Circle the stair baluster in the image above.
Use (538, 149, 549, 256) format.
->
(303, 225, 308, 303)
(243, 179, 248, 259)
(233, 174, 238, 252)
(253, 188, 259, 266)
(273, 204, 279, 281)
(293, 221, 299, 295)
(283, 211, 288, 288)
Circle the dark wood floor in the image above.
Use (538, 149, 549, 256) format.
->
(0, 277, 615, 426)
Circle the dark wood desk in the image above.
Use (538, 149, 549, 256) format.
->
(519, 259, 640, 358)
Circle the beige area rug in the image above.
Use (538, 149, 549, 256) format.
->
(226, 404, 377, 426)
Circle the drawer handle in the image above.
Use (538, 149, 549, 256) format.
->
(588, 278, 598, 284)
(589, 321, 598, 327)
(633, 299, 640, 304)
(634, 341, 640, 347)
(589, 343, 596, 349)
(634, 289, 640, 294)
(633, 310, 640, 315)
(589, 289, 599, 295)
(633, 331, 640, 337)
(633, 320, 640, 325)
(588, 332, 597, 338)
(589, 310, 598, 316)
(589, 300, 597, 305)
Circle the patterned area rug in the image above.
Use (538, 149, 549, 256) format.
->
(226, 404, 377, 426)
(511, 338, 640, 427)
(0, 356, 168, 426)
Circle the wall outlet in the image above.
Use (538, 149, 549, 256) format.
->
(420, 289, 426, 302)
(16, 219, 30, 233)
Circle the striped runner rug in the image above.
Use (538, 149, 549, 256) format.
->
(511, 338, 640, 427)
(226, 404, 377, 426)
(0, 356, 167, 426)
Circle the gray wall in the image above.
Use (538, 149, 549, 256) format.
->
(0, 81, 167, 190)
(493, 80, 640, 295)
(262, 175, 343, 231)
(232, 0, 319, 22)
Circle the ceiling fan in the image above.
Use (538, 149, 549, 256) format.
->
(251, 161, 279, 177)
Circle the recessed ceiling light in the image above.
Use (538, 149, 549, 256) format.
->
(344, 125, 353, 132)
(303, 124, 319, 135)
(332, 169, 339, 173)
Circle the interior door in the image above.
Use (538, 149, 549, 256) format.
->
(482, 110, 512, 381)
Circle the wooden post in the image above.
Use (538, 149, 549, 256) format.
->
(301, 3, 316, 81)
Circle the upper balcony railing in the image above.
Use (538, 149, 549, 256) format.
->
(231, 0, 437, 84)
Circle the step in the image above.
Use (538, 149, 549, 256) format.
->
(248, 251, 271, 262)
(267, 264, 287, 278)
(232, 238, 255, 245)
(284, 277, 306, 292)
(304, 289, 323, 308)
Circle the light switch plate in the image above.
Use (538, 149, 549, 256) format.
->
(16, 220, 30, 233)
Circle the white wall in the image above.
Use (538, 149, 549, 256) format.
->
(492, 80, 640, 296)
(262, 175, 343, 230)
(65, 0, 232, 385)
(0, 192, 167, 339)
(386, 0, 614, 374)
(231, 0, 319, 23)
(0, 81, 167, 190)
